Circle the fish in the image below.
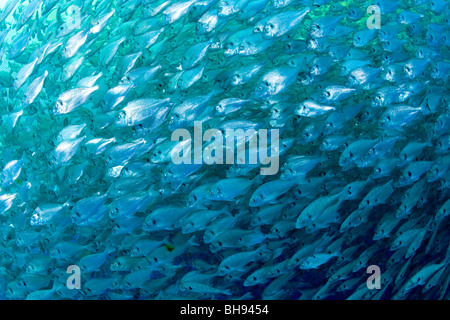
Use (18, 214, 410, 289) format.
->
(22, 71, 49, 106)
(53, 86, 100, 115)
(249, 179, 296, 207)
(116, 98, 171, 127)
(262, 8, 310, 39)
(0, 0, 448, 302)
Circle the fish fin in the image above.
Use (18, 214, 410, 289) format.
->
(187, 235, 201, 247)
(251, 174, 264, 186)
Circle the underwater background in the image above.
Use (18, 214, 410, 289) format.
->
(0, 0, 449, 300)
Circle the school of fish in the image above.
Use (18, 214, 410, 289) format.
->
(0, 0, 449, 300)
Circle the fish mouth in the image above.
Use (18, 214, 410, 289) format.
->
(217, 7, 231, 16)
(311, 25, 323, 38)
(224, 48, 238, 57)
(52, 105, 60, 115)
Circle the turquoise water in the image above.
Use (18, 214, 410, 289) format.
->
(0, 0, 449, 300)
